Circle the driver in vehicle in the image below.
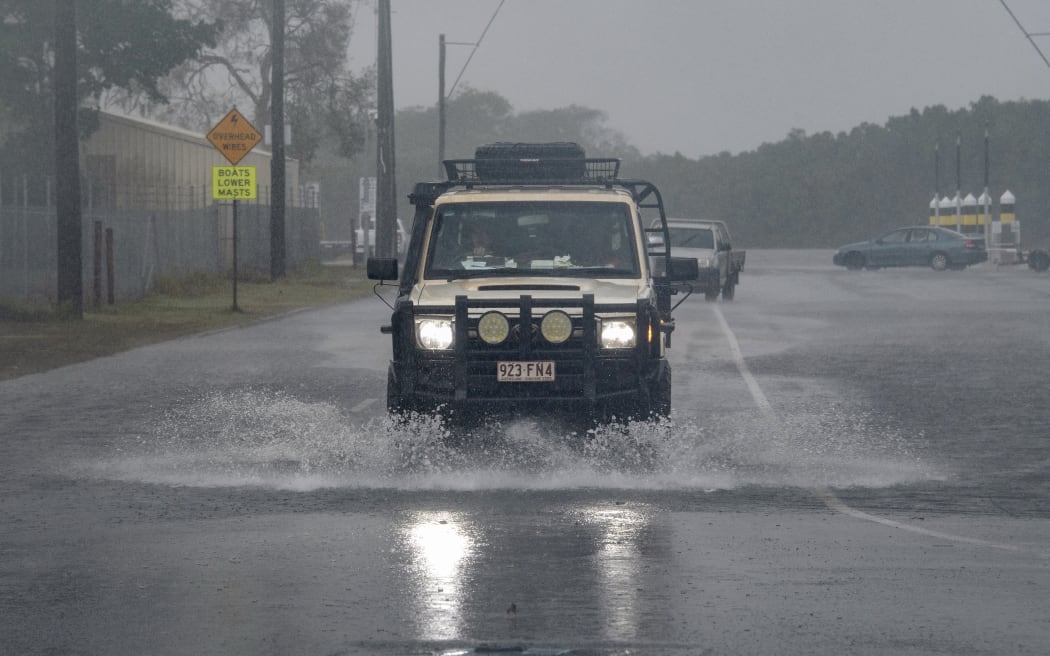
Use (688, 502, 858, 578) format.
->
(569, 215, 627, 268)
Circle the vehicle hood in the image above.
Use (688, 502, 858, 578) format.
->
(672, 246, 717, 262)
(413, 277, 647, 307)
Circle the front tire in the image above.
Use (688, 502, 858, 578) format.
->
(722, 275, 736, 301)
(629, 364, 671, 421)
(843, 252, 865, 271)
(1028, 249, 1050, 272)
(386, 365, 415, 416)
(650, 364, 671, 419)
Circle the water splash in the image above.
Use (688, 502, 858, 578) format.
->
(85, 389, 937, 491)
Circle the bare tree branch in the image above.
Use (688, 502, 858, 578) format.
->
(107, 0, 373, 161)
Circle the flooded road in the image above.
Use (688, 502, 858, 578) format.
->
(2, 250, 1048, 655)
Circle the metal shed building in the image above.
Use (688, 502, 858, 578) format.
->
(81, 111, 300, 209)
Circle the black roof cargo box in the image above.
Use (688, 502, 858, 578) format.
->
(473, 142, 586, 180)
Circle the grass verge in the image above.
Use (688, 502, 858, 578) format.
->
(0, 261, 375, 381)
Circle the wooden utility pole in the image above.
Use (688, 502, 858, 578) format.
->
(269, 0, 287, 279)
(375, 0, 397, 258)
(54, 0, 83, 317)
(438, 33, 446, 177)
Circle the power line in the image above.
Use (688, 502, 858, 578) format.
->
(999, 0, 1050, 72)
(447, 0, 505, 98)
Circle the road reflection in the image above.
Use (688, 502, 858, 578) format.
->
(396, 499, 670, 648)
(576, 504, 650, 641)
(400, 511, 476, 641)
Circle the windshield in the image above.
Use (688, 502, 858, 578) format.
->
(667, 226, 714, 249)
(424, 201, 639, 279)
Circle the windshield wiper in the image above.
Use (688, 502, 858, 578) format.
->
(441, 268, 532, 281)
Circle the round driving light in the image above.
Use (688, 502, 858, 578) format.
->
(540, 310, 573, 344)
(477, 311, 510, 345)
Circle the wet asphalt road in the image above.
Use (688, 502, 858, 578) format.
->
(1, 250, 1049, 655)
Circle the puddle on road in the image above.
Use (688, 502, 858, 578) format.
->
(86, 389, 937, 491)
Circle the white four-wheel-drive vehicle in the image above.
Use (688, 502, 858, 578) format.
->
(657, 218, 745, 301)
(367, 142, 699, 423)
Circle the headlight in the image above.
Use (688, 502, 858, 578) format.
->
(477, 311, 510, 345)
(416, 317, 454, 350)
(696, 257, 714, 268)
(600, 318, 635, 349)
(540, 310, 573, 344)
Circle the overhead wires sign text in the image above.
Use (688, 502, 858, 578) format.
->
(207, 108, 262, 166)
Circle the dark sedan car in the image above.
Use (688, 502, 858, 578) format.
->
(833, 226, 987, 271)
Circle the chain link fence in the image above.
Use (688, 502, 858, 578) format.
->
(0, 176, 320, 304)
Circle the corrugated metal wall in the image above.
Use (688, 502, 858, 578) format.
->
(82, 112, 301, 209)
(0, 113, 318, 303)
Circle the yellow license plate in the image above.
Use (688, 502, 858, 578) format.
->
(497, 361, 555, 382)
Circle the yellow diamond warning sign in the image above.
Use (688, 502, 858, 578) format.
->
(207, 108, 262, 165)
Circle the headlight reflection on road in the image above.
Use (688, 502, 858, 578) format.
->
(401, 511, 475, 641)
(579, 504, 649, 642)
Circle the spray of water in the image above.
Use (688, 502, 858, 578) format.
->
(86, 388, 936, 491)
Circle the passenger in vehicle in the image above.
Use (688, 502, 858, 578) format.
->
(469, 222, 495, 256)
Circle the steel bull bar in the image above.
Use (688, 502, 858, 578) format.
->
(398, 293, 656, 406)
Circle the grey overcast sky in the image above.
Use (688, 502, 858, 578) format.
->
(348, 0, 1050, 157)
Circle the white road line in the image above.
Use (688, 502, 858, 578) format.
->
(350, 398, 378, 413)
(712, 304, 1038, 555)
(817, 490, 1024, 552)
(712, 306, 774, 418)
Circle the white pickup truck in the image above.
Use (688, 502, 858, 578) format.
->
(318, 219, 408, 260)
(355, 219, 408, 256)
(660, 218, 745, 301)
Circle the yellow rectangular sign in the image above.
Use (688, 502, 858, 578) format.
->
(212, 166, 257, 200)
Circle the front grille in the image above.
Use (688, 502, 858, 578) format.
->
(407, 293, 646, 403)
(466, 314, 586, 356)
(464, 314, 589, 397)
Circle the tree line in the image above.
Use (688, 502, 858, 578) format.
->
(380, 92, 1050, 249)
(3, 2, 1047, 249)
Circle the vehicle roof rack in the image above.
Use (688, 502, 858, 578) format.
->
(412, 143, 662, 226)
(443, 157, 621, 184)
(410, 176, 664, 213)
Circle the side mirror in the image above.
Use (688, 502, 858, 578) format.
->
(367, 257, 398, 281)
(667, 256, 699, 281)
